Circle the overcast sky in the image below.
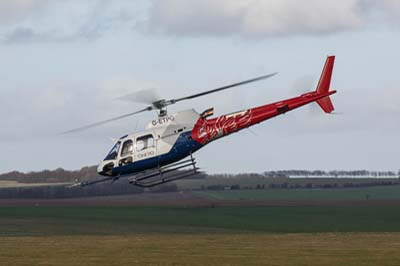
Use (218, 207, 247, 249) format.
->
(0, 0, 399, 174)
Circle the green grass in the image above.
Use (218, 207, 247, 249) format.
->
(196, 186, 400, 200)
(1, 205, 400, 236)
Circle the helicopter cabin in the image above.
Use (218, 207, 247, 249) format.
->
(113, 134, 155, 165)
(97, 109, 202, 177)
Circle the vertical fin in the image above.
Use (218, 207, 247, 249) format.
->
(316, 56, 335, 113)
(316, 56, 335, 94)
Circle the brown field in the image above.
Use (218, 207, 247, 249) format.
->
(1, 233, 400, 266)
(2, 191, 400, 207)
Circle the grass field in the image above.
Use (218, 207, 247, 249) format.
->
(2, 233, 400, 266)
(1, 205, 400, 236)
(1, 205, 400, 265)
(2, 188, 400, 265)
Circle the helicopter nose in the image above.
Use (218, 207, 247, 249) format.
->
(97, 161, 114, 176)
(97, 163, 104, 175)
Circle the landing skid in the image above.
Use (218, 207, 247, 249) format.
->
(129, 154, 199, 187)
(68, 155, 199, 188)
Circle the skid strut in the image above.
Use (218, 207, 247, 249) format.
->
(128, 154, 199, 187)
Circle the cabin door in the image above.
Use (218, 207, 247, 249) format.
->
(118, 139, 134, 166)
(134, 134, 157, 161)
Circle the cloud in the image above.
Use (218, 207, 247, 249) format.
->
(0, 0, 399, 44)
(374, 0, 400, 22)
(0, 0, 49, 24)
(1, 27, 49, 44)
(144, 0, 400, 38)
(0, 0, 135, 44)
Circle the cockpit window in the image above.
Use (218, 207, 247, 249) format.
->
(104, 141, 120, 161)
(121, 140, 133, 157)
(136, 134, 155, 151)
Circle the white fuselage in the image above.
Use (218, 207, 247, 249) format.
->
(97, 109, 200, 176)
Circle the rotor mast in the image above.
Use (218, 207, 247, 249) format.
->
(152, 99, 169, 117)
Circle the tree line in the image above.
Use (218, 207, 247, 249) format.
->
(2, 168, 399, 184)
(1, 167, 399, 199)
(262, 170, 399, 178)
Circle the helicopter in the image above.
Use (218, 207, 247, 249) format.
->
(65, 56, 337, 188)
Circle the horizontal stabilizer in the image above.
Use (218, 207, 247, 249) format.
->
(317, 96, 334, 113)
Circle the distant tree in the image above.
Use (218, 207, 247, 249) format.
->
(207, 185, 224, 191)
(281, 182, 288, 189)
(230, 184, 240, 190)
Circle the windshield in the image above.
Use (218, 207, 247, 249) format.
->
(104, 141, 121, 161)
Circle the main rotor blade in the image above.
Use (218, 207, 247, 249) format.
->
(60, 106, 153, 134)
(115, 88, 161, 105)
(169, 72, 277, 104)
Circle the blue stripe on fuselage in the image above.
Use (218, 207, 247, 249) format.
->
(111, 131, 202, 176)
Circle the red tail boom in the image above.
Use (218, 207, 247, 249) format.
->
(191, 56, 338, 144)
